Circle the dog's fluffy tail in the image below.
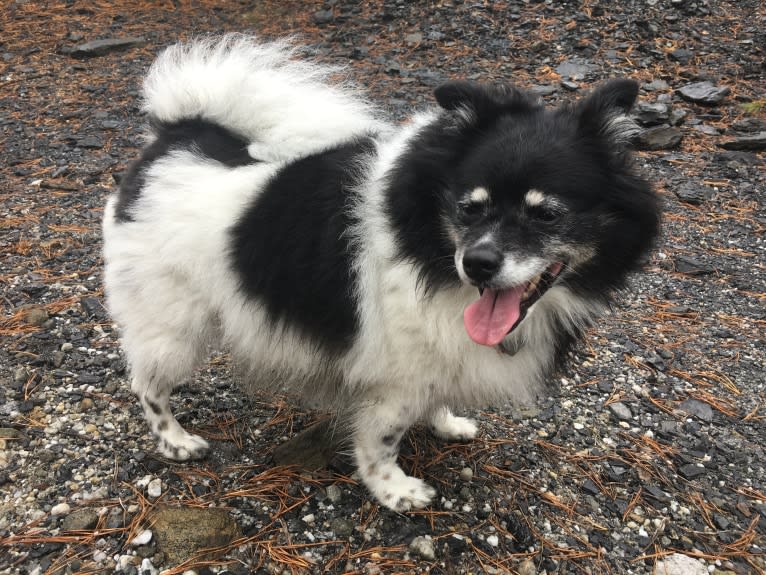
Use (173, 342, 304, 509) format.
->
(142, 34, 386, 161)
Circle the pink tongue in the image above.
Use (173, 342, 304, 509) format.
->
(463, 286, 525, 346)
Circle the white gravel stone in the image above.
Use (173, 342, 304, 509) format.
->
(486, 534, 499, 547)
(459, 467, 473, 482)
(129, 529, 153, 546)
(50, 502, 70, 516)
(655, 553, 707, 575)
(147, 478, 162, 498)
(140, 558, 158, 575)
(326, 484, 342, 503)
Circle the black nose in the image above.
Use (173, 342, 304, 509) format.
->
(462, 245, 502, 283)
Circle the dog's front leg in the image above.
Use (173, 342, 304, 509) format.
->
(353, 398, 435, 512)
(428, 406, 478, 442)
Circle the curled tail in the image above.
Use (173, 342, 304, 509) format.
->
(142, 34, 387, 162)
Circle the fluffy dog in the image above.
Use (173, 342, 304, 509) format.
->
(103, 35, 660, 511)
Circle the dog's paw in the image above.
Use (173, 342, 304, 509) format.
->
(430, 412, 478, 442)
(157, 429, 209, 461)
(377, 475, 436, 512)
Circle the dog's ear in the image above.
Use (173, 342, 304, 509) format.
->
(576, 79, 640, 145)
(434, 81, 538, 122)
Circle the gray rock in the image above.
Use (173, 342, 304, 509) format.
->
(405, 32, 423, 45)
(313, 10, 333, 24)
(409, 535, 435, 560)
(150, 507, 241, 565)
(634, 102, 671, 126)
(678, 399, 713, 422)
(529, 84, 558, 97)
(732, 118, 766, 133)
(674, 182, 716, 205)
(678, 464, 706, 480)
(77, 136, 103, 149)
(643, 79, 670, 92)
(67, 37, 146, 58)
(330, 517, 355, 538)
(669, 48, 693, 64)
(608, 402, 633, 421)
(676, 81, 730, 105)
(61, 508, 99, 531)
(636, 126, 683, 150)
(555, 58, 594, 80)
(669, 108, 688, 126)
(693, 124, 720, 136)
(674, 256, 714, 276)
(325, 484, 342, 504)
(719, 132, 766, 151)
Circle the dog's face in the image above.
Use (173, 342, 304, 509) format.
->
(433, 80, 659, 346)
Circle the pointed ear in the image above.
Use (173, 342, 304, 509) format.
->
(434, 81, 539, 121)
(577, 79, 640, 144)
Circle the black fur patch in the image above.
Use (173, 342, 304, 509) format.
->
(230, 138, 376, 353)
(115, 117, 258, 222)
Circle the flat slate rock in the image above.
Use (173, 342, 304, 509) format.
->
(678, 399, 714, 422)
(674, 255, 714, 276)
(674, 182, 716, 205)
(555, 58, 595, 80)
(633, 102, 671, 126)
(676, 81, 730, 105)
(66, 37, 146, 58)
(719, 132, 766, 151)
(636, 126, 683, 150)
(732, 117, 766, 133)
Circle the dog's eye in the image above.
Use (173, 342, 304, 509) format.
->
(458, 201, 487, 219)
(528, 205, 560, 223)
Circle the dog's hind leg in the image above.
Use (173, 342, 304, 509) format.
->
(352, 395, 436, 512)
(122, 321, 211, 461)
(428, 406, 478, 442)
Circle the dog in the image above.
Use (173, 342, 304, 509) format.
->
(103, 35, 660, 512)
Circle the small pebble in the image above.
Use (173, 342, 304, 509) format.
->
(326, 484, 342, 503)
(409, 535, 435, 560)
(147, 478, 162, 498)
(129, 529, 153, 546)
(459, 467, 473, 482)
(50, 502, 71, 516)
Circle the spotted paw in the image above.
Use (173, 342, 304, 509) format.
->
(376, 475, 436, 512)
(158, 429, 209, 461)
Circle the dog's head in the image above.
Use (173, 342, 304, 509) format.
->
(420, 80, 659, 346)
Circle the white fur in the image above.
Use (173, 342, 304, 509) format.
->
(103, 36, 600, 511)
(143, 34, 388, 162)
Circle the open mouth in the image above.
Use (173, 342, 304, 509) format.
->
(463, 262, 564, 347)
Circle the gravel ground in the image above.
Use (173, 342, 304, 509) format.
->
(1, 1, 765, 574)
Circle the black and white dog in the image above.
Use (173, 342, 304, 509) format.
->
(103, 35, 660, 511)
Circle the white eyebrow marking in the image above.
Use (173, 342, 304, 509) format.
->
(469, 186, 490, 204)
(524, 189, 546, 207)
